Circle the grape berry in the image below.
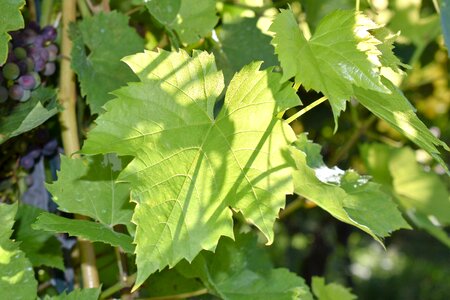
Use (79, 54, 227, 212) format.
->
(0, 22, 58, 105)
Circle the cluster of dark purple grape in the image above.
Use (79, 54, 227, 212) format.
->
(0, 22, 58, 103)
(20, 138, 59, 170)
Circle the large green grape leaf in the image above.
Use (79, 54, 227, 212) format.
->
(81, 49, 299, 288)
(143, 268, 205, 298)
(291, 134, 409, 242)
(0, 87, 59, 144)
(144, 0, 218, 44)
(354, 78, 450, 172)
(441, 0, 450, 57)
(177, 233, 313, 300)
(269, 9, 390, 124)
(214, 17, 278, 83)
(14, 204, 64, 270)
(0, 203, 37, 299)
(361, 143, 450, 247)
(311, 277, 356, 300)
(43, 288, 101, 300)
(70, 11, 144, 115)
(33, 213, 134, 253)
(47, 154, 133, 226)
(0, 0, 25, 64)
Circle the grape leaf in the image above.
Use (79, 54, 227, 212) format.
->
(81, 49, 299, 288)
(47, 154, 133, 226)
(144, 0, 218, 44)
(291, 134, 409, 242)
(214, 17, 278, 83)
(70, 11, 144, 115)
(0, 87, 59, 144)
(0, 0, 25, 64)
(270, 9, 389, 125)
(43, 288, 101, 300)
(441, 0, 450, 57)
(14, 204, 64, 270)
(312, 277, 356, 300)
(0, 203, 37, 300)
(361, 143, 450, 247)
(177, 233, 313, 300)
(354, 78, 450, 172)
(33, 213, 134, 253)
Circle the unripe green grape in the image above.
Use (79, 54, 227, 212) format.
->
(13, 47, 27, 60)
(2, 62, 20, 80)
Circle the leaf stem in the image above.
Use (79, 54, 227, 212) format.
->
(142, 289, 209, 300)
(285, 96, 328, 124)
(76, 0, 92, 18)
(40, 0, 54, 26)
(100, 273, 137, 299)
(355, 0, 360, 11)
(58, 0, 99, 288)
(432, 0, 441, 14)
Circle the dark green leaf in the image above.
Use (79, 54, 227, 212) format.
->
(312, 276, 356, 300)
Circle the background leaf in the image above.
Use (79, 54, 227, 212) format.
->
(0, 203, 37, 300)
(43, 288, 100, 300)
(441, 0, 450, 57)
(33, 213, 134, 253)
(312, 276, 356, 300)
(0, 87, 59, 144)
(70, 11, 144, 115)
(178, 233, 313, 300)
(145, 0, 218, 44)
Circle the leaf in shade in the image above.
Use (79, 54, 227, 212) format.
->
(70, 11, 144, 115)
(144, 0, 218, 44)
(15, 204, 64, 270)
(47, 154, 133, 227)
(177, 233, 313, 300)
(33, 212, 134, 253)
(42, 288, 101, 300)
(81, 49, 300, 288)
(0, 87, 59, 144)
(0, 203, 37, 299)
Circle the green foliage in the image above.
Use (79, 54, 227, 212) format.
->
(14, 204, 64, 270)
(0, 203, 37, 299)
(214, 17, 278, 83)
(270, 9, 389, 125)
(441, 0, 450, 57)
(178, 233, 313, 300)
(0, 0, 25, 64)
(47, 154, 133, 227)
(42, 288, 101, 300)
(0, 87, 58, 144)
(144, 0, 218, 44)
(311, 276, 356, 300)
(291, 134, 409, 242)
(70, 12, 144, 115)
(81, 49, 300, 288)
(33, 212, 134, 253)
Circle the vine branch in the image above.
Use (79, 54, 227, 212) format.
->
(58, 0, 99, 288)
(286, 96, 328, 124)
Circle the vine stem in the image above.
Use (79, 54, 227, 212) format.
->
(432, 0, 441, 14)
(355, 0, 360, 11)
(58, 0, 100, 288)
(285, 96, 328, 124)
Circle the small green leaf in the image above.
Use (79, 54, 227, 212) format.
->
(70, 11, 144, 115)
(47, 154, 133, 227)
(177, 233, 313, 300)
(291, 134, 410, 242)
(14, 204, 64, 270)
(82, 49, 299, 288)
(312, 277, 356, 300)
(0, 87, 59, 144)
(144, 0, 218, 44)
(43, 288, 101, 300)
(33, 213, 134, 253)
(0, 202, 37, 300)
(270, 9, 389, 125)
(0, 0, 25, 64)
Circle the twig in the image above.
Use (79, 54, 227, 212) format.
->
(279, 197, 305, 219)
(58, 0, 100, 288)
(285, 96, 328, 124)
